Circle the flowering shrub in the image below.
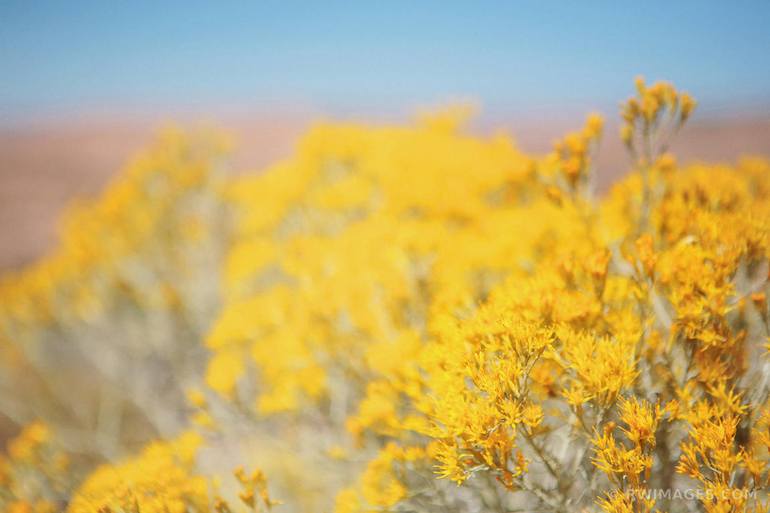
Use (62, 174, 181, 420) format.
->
(1, 80, 769, 513)
(0, 129, 231, 456)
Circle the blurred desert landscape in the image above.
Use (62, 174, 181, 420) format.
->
(1, 110, 769, 270)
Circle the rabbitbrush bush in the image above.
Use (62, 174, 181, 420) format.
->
(1, 80, 769, 513)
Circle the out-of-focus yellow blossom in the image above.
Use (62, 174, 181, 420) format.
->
(1, 80, 769, 513)
(233, 466, 279, 512)
(66, 432, 207, 513)
(7, 423, 50, 463)
(207, 112, 541, 417)
(0, 423, 73, 513)
(547, 113, 604, 193)
(201, 83, 770, 513)
(0, 128, 231, 459)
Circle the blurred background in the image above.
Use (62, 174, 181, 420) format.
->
(2, 0, 770, 270)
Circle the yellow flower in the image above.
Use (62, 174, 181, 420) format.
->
(67, 433, 207, 513)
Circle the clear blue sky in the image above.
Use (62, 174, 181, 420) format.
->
(2, 1, 770, 121)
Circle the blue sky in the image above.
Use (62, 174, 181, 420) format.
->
(2, 1, 770, 121)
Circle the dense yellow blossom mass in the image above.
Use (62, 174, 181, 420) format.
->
(1, 80, 769, 513)
(66, 432, 207, 513)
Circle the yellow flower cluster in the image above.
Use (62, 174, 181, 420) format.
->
(196, 81, 770, 513)
(0, 423, 71, 513)
(0, 128, 231, 457)
(0, 128, 228, 325)
(548, 112, 603, 194)
(66, 432, 207, 513)
(593, 399, 675, 513)
(0, 80, 769, 513)
(230, 466, 279, 512)
(204, 111, 541, 414)
(620, 77, 695, 159)
(208, 80, 768, 513)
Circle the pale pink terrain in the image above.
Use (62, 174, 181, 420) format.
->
(1, 112, 769, 270)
